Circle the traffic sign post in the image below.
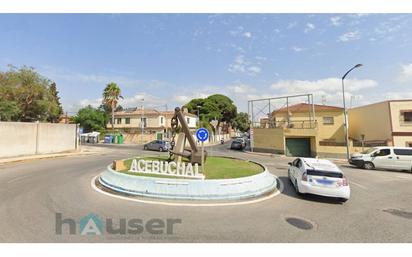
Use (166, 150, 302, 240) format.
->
(250, 127, 254, 152)
(196, 128, 209, 174)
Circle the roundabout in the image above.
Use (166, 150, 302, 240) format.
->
(95, 155, 278, 202)
(94, 107, 278, 204)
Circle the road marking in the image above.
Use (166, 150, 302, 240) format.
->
(349, 180, 368, 190)
(6, 175, 31, 184)
(91, 175, 283, 207)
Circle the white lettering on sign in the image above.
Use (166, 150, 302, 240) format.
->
(128, 159, 204, 179)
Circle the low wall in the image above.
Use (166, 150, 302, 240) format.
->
(99, 163, 277, 200)
(0, 122, 78, 158)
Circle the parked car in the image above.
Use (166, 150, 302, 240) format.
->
(349, 147, 412, 171)
(143, 140, 171, 152)
(230, 139, 245, 150)
(288, 158, 350, 202)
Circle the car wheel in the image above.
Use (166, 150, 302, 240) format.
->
(143, 146, 148, 150)
(363, 162, 375, 170)
(159, 147, 164, 152)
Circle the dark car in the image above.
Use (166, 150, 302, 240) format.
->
(230, 139, 244, 150)
(143, 140, 170, 152)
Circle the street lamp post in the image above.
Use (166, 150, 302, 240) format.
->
(196, 105, 201, 128)
(342, 64, 363, 161)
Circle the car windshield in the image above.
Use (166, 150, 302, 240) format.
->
(306, 169, 343, 178)
(361, 148, 377, 154)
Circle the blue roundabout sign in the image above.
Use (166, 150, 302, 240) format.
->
(196, 128, 209, 142)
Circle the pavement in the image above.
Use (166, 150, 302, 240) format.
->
(0, 141, 411, 242)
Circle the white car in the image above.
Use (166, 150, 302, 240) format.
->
(350, 147, 412, 171)
(288, 158, 350, 202)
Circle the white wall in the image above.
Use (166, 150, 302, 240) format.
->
(0, 122, 78, 158)
(185, 115, 197, 128)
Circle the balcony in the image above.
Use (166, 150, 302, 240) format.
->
(255, 119, 317, 129)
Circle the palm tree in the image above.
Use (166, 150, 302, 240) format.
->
(102, 82, 123, 132)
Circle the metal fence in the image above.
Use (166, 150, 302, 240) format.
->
(248, 93, 316, 129)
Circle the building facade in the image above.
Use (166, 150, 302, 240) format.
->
(349, 100, 412, 147)
(108, 108, 198, 143)
(253, 103, 350, 157)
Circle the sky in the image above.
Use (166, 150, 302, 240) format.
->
(1, 13, 412, 114)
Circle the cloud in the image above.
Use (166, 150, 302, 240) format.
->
(79, 98, 103, 108)
(398, 63, 412, 82)
(228, 84, 256, 94)
(243, 32, 252, 38)
(248, 66, 261, 74)
(338, 31, 361, 42)
(304, 23, 315, 33)
(287, 22, 297, 29)
(330, 16, 342, 26)
(228, 55, 262, 76)
(291, 46, 305, 52)
(270, 78, 378, 106)
(384, 91, 412, 100)
(38, 65, 168, 89)
(78, 93, 167, 110)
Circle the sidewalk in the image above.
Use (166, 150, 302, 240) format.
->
(242, 150, 348, 164)
(0, 147, 101, 165)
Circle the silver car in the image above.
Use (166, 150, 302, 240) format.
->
(143, 140, 170, 152)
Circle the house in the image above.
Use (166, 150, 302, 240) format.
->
(349, 100, 412, 147)
(108, 108, 198, 143)
(253, 103, 349, 157)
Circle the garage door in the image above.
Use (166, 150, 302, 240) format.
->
(285, 138, 311, 157)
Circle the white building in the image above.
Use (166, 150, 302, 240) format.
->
(108, 108, 198, 143)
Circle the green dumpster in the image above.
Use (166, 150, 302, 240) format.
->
(118, 134, 124, 144)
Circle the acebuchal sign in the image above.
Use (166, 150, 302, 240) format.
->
(129, 159, 205, 179)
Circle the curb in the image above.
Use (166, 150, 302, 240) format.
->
(242, 150, 284, 158)
(0, 150, 99, 165)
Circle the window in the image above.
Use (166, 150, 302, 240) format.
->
(125, 118, 130, 124)
(160, 117, 164, 125)
(292, 158, 302, 168)
(394, 149, 412, 156)
(375, 148, 391, 156)
(403, 111, 412, 122)
(116, 118, 122, 124)
(306, 170, 343, 178)
(186, 117, 190, 124)
(323, 116, 334, 125)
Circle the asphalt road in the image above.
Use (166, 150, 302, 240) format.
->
(0, 142, 411, 242)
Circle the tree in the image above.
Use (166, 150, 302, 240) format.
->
(184, 94, 238, 133)
(73, 105, 108, 133)
(102, 82, 123, 132)
(0, 65, 63, 122)
(232, 112, 250, 132)
(0, 100, 21, 121)
(46, 82, 64, 123)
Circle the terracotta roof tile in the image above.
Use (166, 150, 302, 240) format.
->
(273, 103, 343, 114)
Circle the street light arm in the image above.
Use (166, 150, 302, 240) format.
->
(342, 64, 363, 80)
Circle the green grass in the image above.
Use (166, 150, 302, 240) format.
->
(118, 156, 264, 180)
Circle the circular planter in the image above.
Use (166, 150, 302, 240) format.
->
(98, 159, 277, 201)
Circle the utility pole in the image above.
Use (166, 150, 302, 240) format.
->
(141, 98, 144, 145)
